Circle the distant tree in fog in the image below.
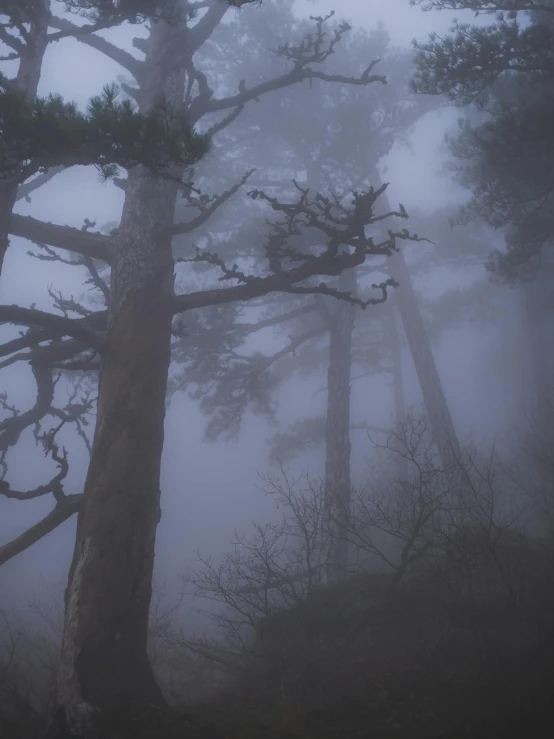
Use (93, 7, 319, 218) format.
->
(412, 0, 554, 280)
(411, 0, 554, 415)
(179, 13, 489, 580)
(169, 19, 440, 581)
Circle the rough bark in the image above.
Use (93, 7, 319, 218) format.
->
(324, 268, 356, 582)
(47, 17, 186, 737)
(390, 248, 461, 465)
(0, 0, 51, 277)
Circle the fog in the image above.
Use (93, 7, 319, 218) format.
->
(0, 3, 552, 721)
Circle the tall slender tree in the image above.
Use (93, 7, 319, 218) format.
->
(411, 0, 554, 419)
(388, 245, 461, 463)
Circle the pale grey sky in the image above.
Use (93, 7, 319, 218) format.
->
(295, 0, 460, 45)
(293, 0, 480, 210)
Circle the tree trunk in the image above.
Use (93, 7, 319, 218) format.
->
(373, 177, 460, 466)
(384, 298, 409, 479)
(520, 257, 554, 524)
(386, 299, 406, 434)
(324, 268, 356, 582)
(0, 185, 18, 277)
(0, 0, 50, 277)
(522, 255, 554, 424)
(48, 19, 185, 737)
(390, 248, 461, 466)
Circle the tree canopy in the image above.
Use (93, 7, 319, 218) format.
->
(411, 0, 554, 281)
(0, 84, 209, 183)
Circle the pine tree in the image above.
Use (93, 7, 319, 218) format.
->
(411, 0, 554, 418)
(411, 0, 554, 279)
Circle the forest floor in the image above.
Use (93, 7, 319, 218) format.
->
(3, 567, 554, 738)
(177, 570, 554, 739)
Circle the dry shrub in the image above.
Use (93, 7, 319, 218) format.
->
(163, 414, 554, 736)
(0, 608, 58, 739)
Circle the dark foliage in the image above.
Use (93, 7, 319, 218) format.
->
(411, 0, 554, 281)
(0, 83, 209, 183)
(62, 0, 263, 25)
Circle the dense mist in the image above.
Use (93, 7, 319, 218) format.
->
(1, 2, 553, 738)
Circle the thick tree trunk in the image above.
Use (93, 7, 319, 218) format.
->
(390, 248, 461, 466)
(50, 173, 176, 735)
(48, 19, 185, 737)
(324, 268, 356, 582)
(0, 0, 50, 277)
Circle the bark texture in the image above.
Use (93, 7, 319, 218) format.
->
(48, 18, 186, 737)
(0, 0, 50, 277)
(324, 269, 356, 582)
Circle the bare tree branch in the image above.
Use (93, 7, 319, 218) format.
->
(48, 16, 144, 81)
(187, 1, 229, 55)
(9, 214, 112, 263)
(411, 0, 554, 12)
(170, 169, 255, 236)
(204, 104, 245, 140)
(16, 169, 63, 202)
(0, 338, 92, 371)
(0, 306, 105, 349)
(0, 365, 54, 455)
(281, 278, 398, 310)
(0, 493, 82, 567)
(200, 61, 385, 118)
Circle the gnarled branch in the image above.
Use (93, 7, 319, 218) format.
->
(10, 214, 112, 263)
(0, 306, 105, 349)
(0, 493, 82, 567)
(48, 16, 144, 81)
